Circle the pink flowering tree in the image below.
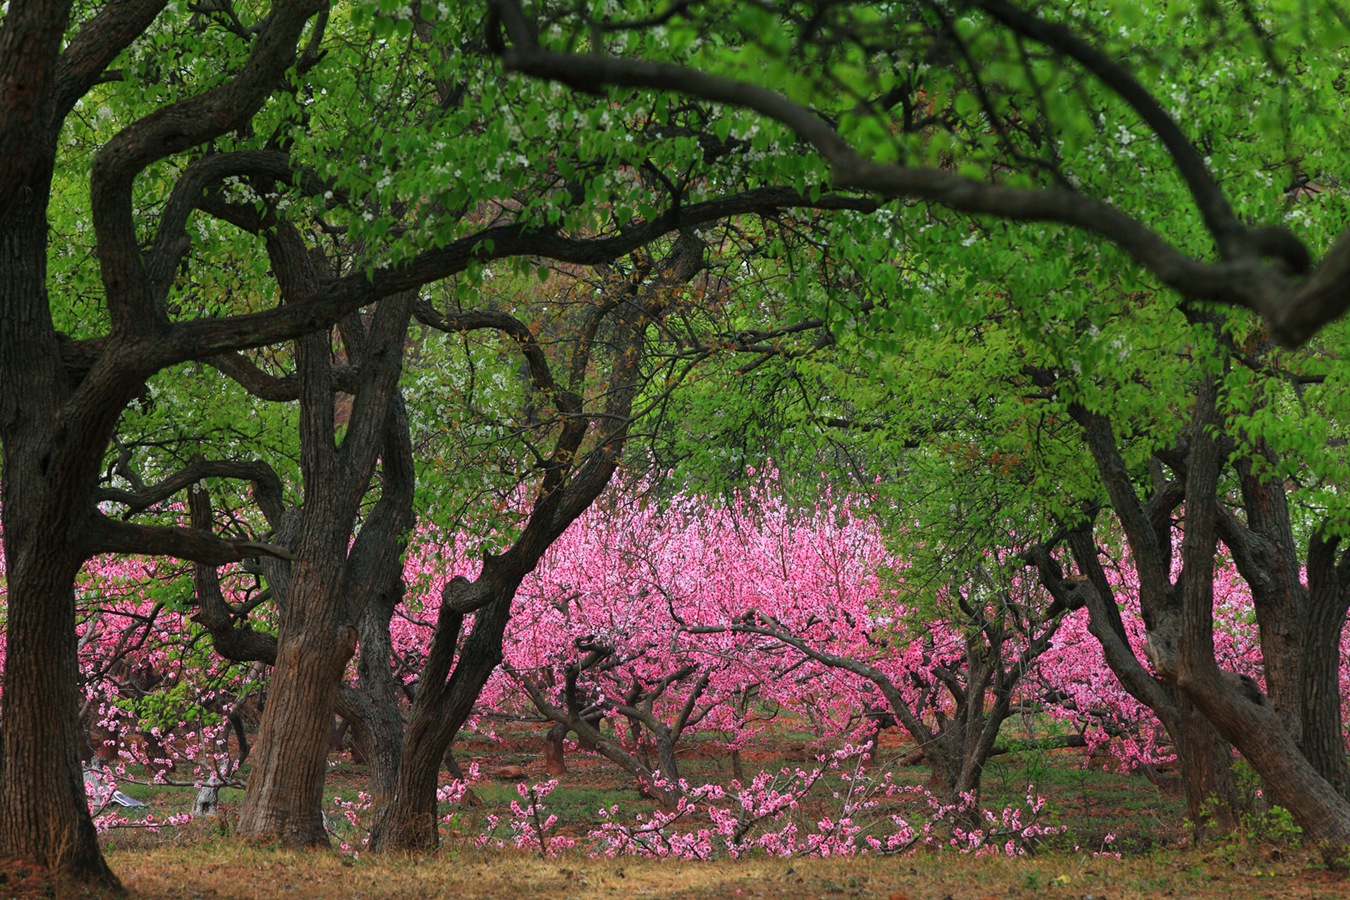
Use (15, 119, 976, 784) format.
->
(695, 581, 1073, 818)
(492, 475, 1077, 822)
(500, 488, 804, 807)
(52, 550, 258, 830)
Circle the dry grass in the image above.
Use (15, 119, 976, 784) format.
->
(61, 841, 1346, 900)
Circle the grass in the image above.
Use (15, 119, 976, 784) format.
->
(92, 841, 1350, 899)
(55, 721, 1350, 898)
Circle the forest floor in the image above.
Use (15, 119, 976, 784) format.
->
(31, 721, 1350, 898)
(97, 842, 1350, 900)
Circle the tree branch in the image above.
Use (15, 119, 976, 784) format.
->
(97, 457, 286, 528)
(84, 513, 292, 564)
(71, 186, 874, 377)
(54, 0, 167, 121)
(972, 0, 1245, 257)
(491, 0, 1343, 345)
(91, 0, 325, 336)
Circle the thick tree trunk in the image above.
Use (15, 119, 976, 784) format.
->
(1299, 534, 1350, 800)
(1230, 456, 1308, 745)
(235, 567, 358, 845)
(0, 551, 119, 886)
(1178, 373, 1350, 853)
(338, 587, 409, 811)
(1183, 668, 1350, 848)
(371, 719, 444, 852)
(233, 282, 412, 844)
(1299, 638, 1350, 801)
(915, 729, 983, 832)
(922, 737, 961, 797)
(0, 195, 120, 887)
(1174, 692, 1241, 835)
(1250, 587, 1305, 743)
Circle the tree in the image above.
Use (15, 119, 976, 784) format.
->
(0, 0, 874, 881)
(493, 0, 1350, 345)
(358, 234, 712, 850)
(490, 0, 1350, 852)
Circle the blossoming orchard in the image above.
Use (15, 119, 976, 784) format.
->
(1, 475, 1330, 863)
(6, 0, 1350, 892)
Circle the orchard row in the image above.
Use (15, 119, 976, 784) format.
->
(23, 477, 1318, 856)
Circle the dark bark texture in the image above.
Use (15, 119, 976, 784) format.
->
(233, 230, 416, 842)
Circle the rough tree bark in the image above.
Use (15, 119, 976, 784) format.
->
(0, 178, 121, 883)
(1300, 533, 1350, 800)
(1213, 372, 1349, 801)
(336, 584, 411, 813)
(234, 224, 415, 843)
(1175, 373, 1350, 854)
(1216, 435, 1309, 748)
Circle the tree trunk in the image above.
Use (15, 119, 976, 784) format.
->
(652, 726, 682, 794)
(370, 593, 512, 851)
(918, 730, 982, 832)
(337, 684, 406, 810)
(335, 580, 410, 813)
(1183, 667, 1350, 848)
(1299, 533, 1350, 800)
(1178, 372, 1350, 853)
(544, 722, 568, 775)
(1174, 691, 1241, 836)
(373, 719, 444, 852)
(233, 284, 412, 844)
(1058, 413, 1245, 837)
(0, 194, 120, 887)
(1230, 454, 1308, 746)
(0, 551, 119, 887)
(235, 567, 358, 845)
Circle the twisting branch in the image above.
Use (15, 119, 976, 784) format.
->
(91, 0, 327, 337)
(412, 301, 571, 406)
(96, 457, 286, 528)
(63, 186, 875, 378)
(54, 0, 168, 121)
(490, 0, 1350, 346)
(188, 483, 280, 665)
(84, 512, 292, 564)
(971, 0, 1245, 257)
